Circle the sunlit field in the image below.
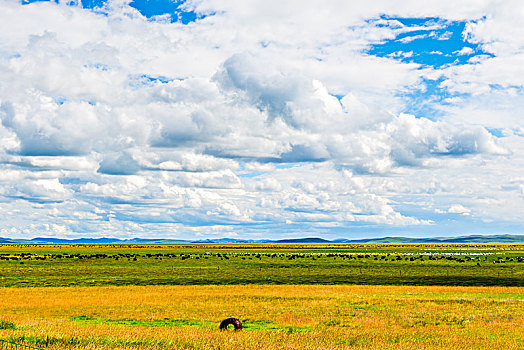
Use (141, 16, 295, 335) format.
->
(0, 244, 522, 349)
(0, 285, 522, 349)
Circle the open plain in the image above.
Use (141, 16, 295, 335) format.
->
(0, 243, 522, 349)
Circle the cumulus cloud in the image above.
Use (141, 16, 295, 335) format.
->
(448, 204, 471, 215)
(98, 153, 141, 175)
(0, 0, 522, 238)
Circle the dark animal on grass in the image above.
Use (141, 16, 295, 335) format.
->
(219, 318, 242, 331)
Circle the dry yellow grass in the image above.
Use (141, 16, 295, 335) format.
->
(0, 285, 522, 349)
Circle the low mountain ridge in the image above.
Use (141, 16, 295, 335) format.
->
(0, 234, 522, 244)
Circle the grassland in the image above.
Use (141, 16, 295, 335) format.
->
(0, 285, 523, 349)
(0, 243, 522, 349)
(0, 243, 523, 287)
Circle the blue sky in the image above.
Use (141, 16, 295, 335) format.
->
(0, 0, 523, 239)
(367, 17, 492, 120)
(24, 0, 202, 23)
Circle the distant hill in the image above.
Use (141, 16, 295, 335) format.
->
(274, 237, 332, 243)
(0, 234, 522, 244)
(191, 238, 254, 243)
(15, 237, 189, 244)
(30, 237, 121, 244)
(335, 235, 524, 244)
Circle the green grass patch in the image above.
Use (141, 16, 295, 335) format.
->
(0, 243, 522, 287)
(70, 315, 210, 328)
(0, 320, 16, 330)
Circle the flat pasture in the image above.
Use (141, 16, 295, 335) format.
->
(0, 285, 523, 349)
(0, 243, 522, 287)
(0, 244, 522, 349)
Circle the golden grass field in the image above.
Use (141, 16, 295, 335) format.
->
(0, 285, 522, 349)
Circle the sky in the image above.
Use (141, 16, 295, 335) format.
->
(0, 0, 523, 240)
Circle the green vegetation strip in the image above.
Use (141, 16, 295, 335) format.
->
(0, 244, 522, 287)
(70, 315, 310, 333)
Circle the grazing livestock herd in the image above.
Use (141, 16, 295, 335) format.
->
(1, 250, 523, 264)
(0, 244, 522, 287)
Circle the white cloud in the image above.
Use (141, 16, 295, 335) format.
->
(0, 0, 522, 238)
(454, 47, 474, 55)
(174, 169, 242, 189)
(398, 34, 429, 43)
(448, 204, 471, 215)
